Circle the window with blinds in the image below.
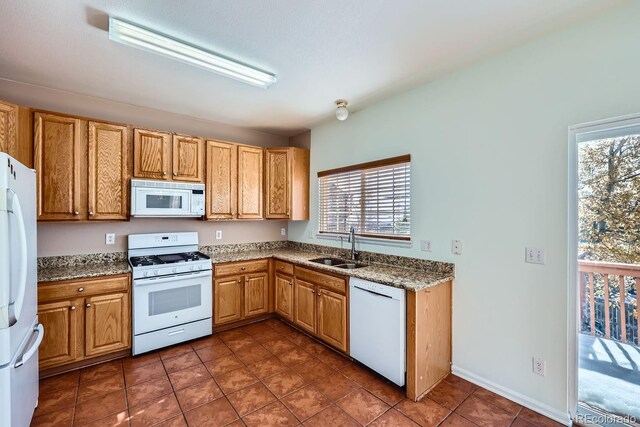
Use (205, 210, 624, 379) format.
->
(318, 155, 411, 240)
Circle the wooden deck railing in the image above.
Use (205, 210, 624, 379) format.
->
(579, 260, 639, 344)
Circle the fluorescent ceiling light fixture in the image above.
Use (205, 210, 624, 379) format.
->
(108, 17, 277, 88)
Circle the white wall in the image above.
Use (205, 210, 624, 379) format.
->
(289, 2, 640, 421)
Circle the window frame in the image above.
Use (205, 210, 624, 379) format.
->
(317, 154, 411, 242)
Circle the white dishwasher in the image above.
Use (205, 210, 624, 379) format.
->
(349, 277, 406, 386)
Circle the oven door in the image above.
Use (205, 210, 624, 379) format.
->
(133, 271, 212, 335)
(133, 187, 192, 217)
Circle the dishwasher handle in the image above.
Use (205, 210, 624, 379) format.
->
(352, 285, 394, 299)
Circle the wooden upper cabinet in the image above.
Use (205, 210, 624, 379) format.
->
(265, 149, 289, 219)
(88, 122, 129, 220)
(317, 288, 348, 352)
(214, 276, 243, 325)
(84, 292, 130, 357)
(0, 100, 17, 156)
(38, 299, 80, 369)
(237, 145, 264, 219)
(172, 134, 203, 182)
(34, 113, 86, 221)
(265, 147, 309, 220)
(133, 128, 171, 180)
(243, 272, 269, 318)
(274, 273, 293, 321)
(294, 279, 316, 334)
(206, 140, 237, 219)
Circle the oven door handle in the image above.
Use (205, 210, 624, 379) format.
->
(134, 271, 212, 286)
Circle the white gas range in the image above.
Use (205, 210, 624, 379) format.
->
(128, 232, 212, 355)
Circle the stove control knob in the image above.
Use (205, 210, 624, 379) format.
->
(190, 266, 195, 271)
(172, 268, 177, 273)
(197, 265, 203, 270)
(154, 270, 159, 276)
(143, 271, 148, 277)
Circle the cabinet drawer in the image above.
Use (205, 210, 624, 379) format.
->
(295, 266, 346, 294)
(215, 259, 269, 277)
(39, 274, 130, 302)
(274, 260, 294, 276)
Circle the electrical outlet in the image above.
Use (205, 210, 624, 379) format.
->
(452, 240, 462, 255)
(105, 233, 115, 245)
(215, 230, 222, 240)
(525, 247, 545, 265)
(281, 228, 286, 236)
(421, 240, 432, 252)
(308, 230, 314, 239)
(533, 357, 545, 376)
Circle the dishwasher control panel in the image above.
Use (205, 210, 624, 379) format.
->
(350, 277, 405, 300)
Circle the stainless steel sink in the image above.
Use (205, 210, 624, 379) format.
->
(308, 257, 368, 269)
(309, 257, 348, 266)
(335, 262, 368, 269)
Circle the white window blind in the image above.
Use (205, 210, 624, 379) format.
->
(318, 155, 411, 240)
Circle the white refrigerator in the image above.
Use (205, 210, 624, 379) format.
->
(0, 153, 42, 427)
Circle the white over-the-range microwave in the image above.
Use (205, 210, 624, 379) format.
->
(130, 179, 205, 217)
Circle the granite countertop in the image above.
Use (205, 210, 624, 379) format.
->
(38, 242, 454, 292)
(38, 261, 131, 283)
(209, 249, 454, 292)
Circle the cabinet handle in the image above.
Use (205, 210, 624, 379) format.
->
(73, 211, 79, 215)
(173, 172, 177, 176)
(70, 306, 76, 311)
(289, 282, 292, 286)
(86, 303, 91, 308)
(311, 290, 315, 294)
(237, 279, 241, 283)
(78, 287, 84, 292)
(245, 278, 249, 282)
(163, 171, 167, 176)
(280, 266, 285, 270)
(89, 211, 94, 216)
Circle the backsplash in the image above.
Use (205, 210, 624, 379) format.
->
(38, 240, 454, 275)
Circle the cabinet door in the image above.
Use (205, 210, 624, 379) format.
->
(265, 149, 290, 219)
(85, 292, 131, 357)
(172, 134, 203, 182)
(34, 113, 85, 221)
(294, 279, 316, 334)
(0, 100, 17, 155)
(244, 272, 269, 318)
(88, 122, 129, 220)
(274, 273, 293, 321)
(38, 300, 80, 368)
(237, 145, 263, 219)
(205, 140, 237, 219)
(214, 275, 243, 325)
(133, 128, 171, 179)
(317, 288, 348, 352)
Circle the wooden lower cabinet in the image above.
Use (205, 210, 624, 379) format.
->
(214, 275, 243, 324)
(85, 292, 130, 357)
(38, 299, 80, 369)
(291, 268, 349, 353)
(37, 274, 131, 371)
(274, 273, 293, 321)
(213, 260, 269, 326)
(293, 279, 317, 334)
(317, 288, 348, 352)
(244, 272, 269, 317)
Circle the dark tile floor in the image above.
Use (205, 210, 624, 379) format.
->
(30, 319, 563, 427)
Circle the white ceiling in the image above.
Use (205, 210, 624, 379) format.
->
(0, 0, 625, 136)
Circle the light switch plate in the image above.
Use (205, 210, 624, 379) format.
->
(420, 240, 432, 252)
(105, 233, 115, 245)
(452, 240, 462, 255)
(215, 230, 222, 240)
(281, 228, 286, 236)
(525, 247, 545, 265)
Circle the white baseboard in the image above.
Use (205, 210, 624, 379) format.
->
(452, 366, 572, 426)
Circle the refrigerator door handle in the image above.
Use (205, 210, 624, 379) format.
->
(15, 323, 44, 368)
(7, 189, 28, 327)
